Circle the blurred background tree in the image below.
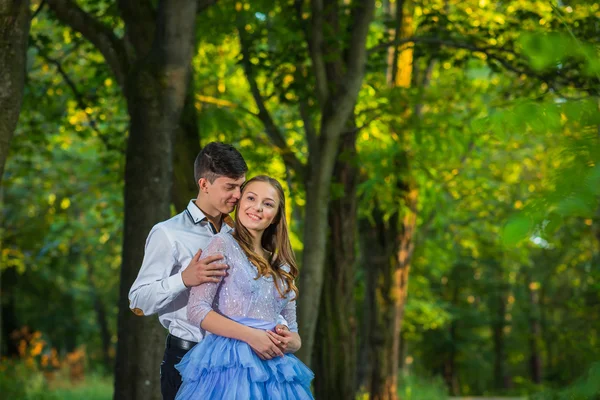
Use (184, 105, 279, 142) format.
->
(1, 0, 598, 399)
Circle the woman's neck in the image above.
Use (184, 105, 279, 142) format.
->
(249, 231, 265, 257)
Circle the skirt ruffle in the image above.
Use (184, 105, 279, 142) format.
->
(175, 334, 314, 399)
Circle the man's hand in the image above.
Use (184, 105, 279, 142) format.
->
(181, 249, 228, 287)
(267, 326, 301, 354)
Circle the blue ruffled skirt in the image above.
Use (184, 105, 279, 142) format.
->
(174, 317, 314, 399)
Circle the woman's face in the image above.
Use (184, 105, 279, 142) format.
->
(237, 181, 280, 234)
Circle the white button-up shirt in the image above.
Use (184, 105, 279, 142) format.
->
(129, 200, 234, 342)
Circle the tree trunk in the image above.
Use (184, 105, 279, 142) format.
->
(113, 2, 197, 399)
(391, 188, 418, 391)
(444, 271, 460, 395)
(491, 284, 507, 390)
(45, 0, 203, 396)
(362, 0, 418, 397)
(171, 77, 201, 211)
(0, 0, 30, 184)
(0, 267, 19, 356)
(297, 0, 376, 366)
(297, 143, 337, 364)
(360, 206, 399, 400)
(526, 275, 543, 384)
(313, 122, 359, 400)
(86, 256, 113, 373)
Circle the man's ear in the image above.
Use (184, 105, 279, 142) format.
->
(198, 178, 209, 193)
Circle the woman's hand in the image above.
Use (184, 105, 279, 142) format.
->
(244, 328, 285, 360)
(267, 328, 301, 354)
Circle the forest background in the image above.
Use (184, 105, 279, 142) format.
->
(0, 0, 599, 399)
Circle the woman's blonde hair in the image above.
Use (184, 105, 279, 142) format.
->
(232, 175, 299, 300)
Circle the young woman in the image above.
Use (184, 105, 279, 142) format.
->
(175, 175, 314, 399)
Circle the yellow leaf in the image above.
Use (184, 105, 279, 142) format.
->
(63, 30, 72, 44)
(61, 198, 71, 210)
(100, 232, 110, 244)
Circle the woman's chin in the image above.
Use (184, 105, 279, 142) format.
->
(243, 221, 268, 233)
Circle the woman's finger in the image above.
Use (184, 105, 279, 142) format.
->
(269, 343, 284, 357)
(267, 330, 287, 343)
(266, 333, 282, 346)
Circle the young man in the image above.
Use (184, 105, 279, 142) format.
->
(128, 143, 288, 400)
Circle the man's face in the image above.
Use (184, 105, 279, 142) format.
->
(203, 175, 246, 214)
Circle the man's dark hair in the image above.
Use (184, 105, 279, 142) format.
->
(194, 142, 248, 185)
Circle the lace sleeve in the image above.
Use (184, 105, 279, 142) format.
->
(187, 235, 228, 335)
(280, 265, 298, 333)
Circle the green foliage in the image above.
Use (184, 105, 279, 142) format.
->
(2, 0, 599, 397)
(0, 360, 56, 400)
(531, 362, 600, 400)
(397, 374, 448, 400)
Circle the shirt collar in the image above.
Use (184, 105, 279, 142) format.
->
(186, 200, 234, 231)
(186, 200, 208, 224)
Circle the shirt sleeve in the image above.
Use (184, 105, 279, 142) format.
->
(187, 235, 228, 335)
(128, 225, 188, 316)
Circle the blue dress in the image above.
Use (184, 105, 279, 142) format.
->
(175, 232, 314, 399)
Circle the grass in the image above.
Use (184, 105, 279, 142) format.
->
(398, 374, 448, 400)
(49, 376, 113, 400)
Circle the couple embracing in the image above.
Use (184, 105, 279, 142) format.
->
(129, 142, 314, 399)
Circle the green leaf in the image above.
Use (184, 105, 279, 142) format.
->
(502, 214, 532, 246)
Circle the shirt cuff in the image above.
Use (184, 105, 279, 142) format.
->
(168, 272, 188, 295)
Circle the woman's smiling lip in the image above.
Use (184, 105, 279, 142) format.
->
(246, 212, 262, 221)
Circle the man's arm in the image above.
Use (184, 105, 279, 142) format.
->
(129, 226, 228, 316)
(128, 226, 186, 316)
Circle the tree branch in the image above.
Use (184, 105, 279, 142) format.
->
(195, 94, 258, 117)
(387, 0, 404, 85)
(299, 97, 318, 159)
(32, 0, 47, 19)
(369, 36, 598, 95)
(33, 40, 124, 153)
(344, 0, 376, 90)
(237, 23, 306, 178)
(46, 0, 128, 89)
(317, 0, 375, 142)
(308, 0, 328, 105)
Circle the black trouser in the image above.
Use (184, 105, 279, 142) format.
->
(160, 335, 196, 400)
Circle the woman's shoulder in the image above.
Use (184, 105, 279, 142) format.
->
(279, 264, 291, 273)
(206, 231, 235, 250)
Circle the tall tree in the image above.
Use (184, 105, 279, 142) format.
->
(45, 1, 198, 398)
(237, 0, 376, 367)
(0, 0, 30, 184)
(360, 1, 418, 398)
(313, 118, 359, 399)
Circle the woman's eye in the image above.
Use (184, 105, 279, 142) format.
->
(265, 203, 274, 208)
(247, 196, 254, 201)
